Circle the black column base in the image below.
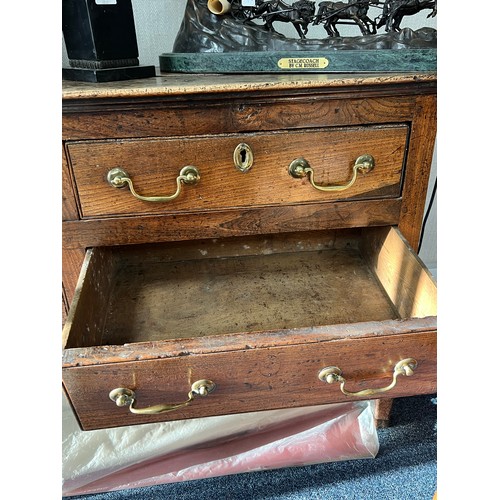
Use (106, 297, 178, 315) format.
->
(62, 65, 156, 83)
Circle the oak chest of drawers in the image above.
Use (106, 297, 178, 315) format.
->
(62, 72, 437, 431)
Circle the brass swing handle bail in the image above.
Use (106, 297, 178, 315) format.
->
(318, 358, 417, 397)
(288, 154, 375, 192)
(109, 379, 216, 415)
(107, 165, 200, 203)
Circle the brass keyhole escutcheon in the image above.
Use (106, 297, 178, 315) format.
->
(233, 143, 254, 173)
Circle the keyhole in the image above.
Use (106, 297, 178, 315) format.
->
(233, 143, 254, 173)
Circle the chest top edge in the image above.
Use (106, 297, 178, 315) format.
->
(62, 72, 437, 102)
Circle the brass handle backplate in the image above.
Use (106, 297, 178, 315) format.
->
(109, 379, 216, 415)
(318, 358, 417, 397)
(107, 165, 200, 203)
(289, 154, 375, 192)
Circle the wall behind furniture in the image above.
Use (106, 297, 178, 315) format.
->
(62, 0, 437, 275)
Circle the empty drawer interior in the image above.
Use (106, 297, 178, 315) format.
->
(64, 227, 437, 349)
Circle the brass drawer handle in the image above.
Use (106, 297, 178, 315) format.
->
(107, 165, 200, 203)
(318, 358, 417, 397)
(288, 154, 375, 192)
(109, 379, 216, 415)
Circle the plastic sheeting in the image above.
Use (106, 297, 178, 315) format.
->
(62, 392, 379, 496)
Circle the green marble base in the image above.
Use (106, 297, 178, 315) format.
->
(159, 50, 436, 74)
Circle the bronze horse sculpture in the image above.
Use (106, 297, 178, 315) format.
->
(206, 0, 437, 39)
(377, 0, 436, 32)
(313, 0, 376, 37)
(256, 0, 317, 39)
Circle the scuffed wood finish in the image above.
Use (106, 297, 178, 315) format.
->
(63, 316, 436, 367)
(65, 230, 403, 349)
(61, 72, 437, 101)
(67, 125, 407, 218)
(374, 398, 394, 428)
(62, 94, 423, 142)
(62, 247, 86, 311)
(62, 291, 69, 327)
(361, 226, 437, 319)
(62, 73, 437, 430)
(398, 94, 437, 249)
(62, 225, 437, 431)
(62, 198, 402, 250)
(62, 74, 436, 251)
(63, 248, 117, 350)
(63, 329, 436, 431)
(62, 146, 79, 221)
(63, 228, 437, 431)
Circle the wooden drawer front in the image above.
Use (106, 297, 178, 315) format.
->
(67, 125, 408, 218)
(63, 330, 436, 431)
(62, 226, 436, 431)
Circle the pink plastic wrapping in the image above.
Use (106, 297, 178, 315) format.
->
(62, 393, 378, 496)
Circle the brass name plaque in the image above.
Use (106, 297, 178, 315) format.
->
(278, 57, 329, 70)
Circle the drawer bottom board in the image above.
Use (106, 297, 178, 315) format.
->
(102, 243, 398, 345)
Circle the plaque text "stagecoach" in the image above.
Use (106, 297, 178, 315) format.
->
(278, 57, 329, 69)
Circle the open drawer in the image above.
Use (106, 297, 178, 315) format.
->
(62, 226, 437, 431)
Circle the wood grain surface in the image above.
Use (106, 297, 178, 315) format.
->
(63, 329, 436, 430)
(63, 227, 436, 348)
(62, 75, 437, 429)
(71, 236, 400, 348)
(61, 72, 437, 101)
(67, 125, 407, 218)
